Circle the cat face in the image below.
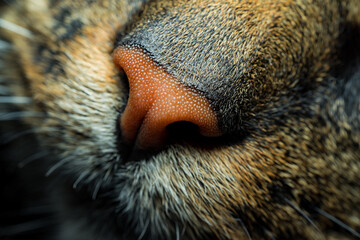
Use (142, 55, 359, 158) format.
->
(1, 0, 359, 239)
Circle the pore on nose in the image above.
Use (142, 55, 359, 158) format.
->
(113, 46, 221, 149)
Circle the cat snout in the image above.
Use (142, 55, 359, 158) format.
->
(113, 46, 222, 149)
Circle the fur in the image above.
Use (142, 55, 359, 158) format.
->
(0, 0, 359, 239)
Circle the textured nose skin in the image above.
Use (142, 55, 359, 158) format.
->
(113, 47, 221, 149)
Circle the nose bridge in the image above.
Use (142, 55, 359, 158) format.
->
(114, 2, 250, 135)
(113, 46, 221, 149)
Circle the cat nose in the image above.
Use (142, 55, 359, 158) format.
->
(113, 47, 221, 149)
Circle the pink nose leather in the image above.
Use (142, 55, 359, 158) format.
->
(113, 47, 221, 149)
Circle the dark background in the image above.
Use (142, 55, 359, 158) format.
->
(0, 1, 57, 239)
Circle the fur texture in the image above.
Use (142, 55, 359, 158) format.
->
(0, 0, 359, 239)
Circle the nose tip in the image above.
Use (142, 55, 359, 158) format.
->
(113, 46, 221, 149)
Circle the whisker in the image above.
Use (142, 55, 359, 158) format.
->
(0, 96, 32, 104)
(235, 217, 252, 240)
(0, 128, 36, 144)
(181, 224, 186, 237)
(0, 39, 12, 49)
(102, 168, 113, 184)
(314, 207, 360, 239)
(284, 198, 323, 236)
(18, 151, 50, 168)
(0, 111, 45, 121)
(137, 219, 149, 240)
(73, 171, 88, 189)
(92, 180, 102, 200)
(46, 156, 71, 176)
(0, 18, 33, 38)
(263, 228, 277, 240)
(0, 127, 59, 145)
(0, 86, 10, 94)
(175, 223, 180, 240)
(83, 170, 98, 184)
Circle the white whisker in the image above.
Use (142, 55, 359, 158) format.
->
(18, 151, 49, 168)
(137, 219, 149, 240)
(0, 96, 32, 104)
(284, 198, 323, 237)
(0, 39, 12, 49)
(0, 128, 37, 144)
(235, 217, 252, 240)
(315, 207, 360, 239)
(0, 18, 33, 38)
(92, 180, 102, 200)
(264, 228, 277, 240)
(46, 157, 71, 176)
(0, 86, 10, 94)
(0, 111, 46, 120)
(175, 223, 180, 240)
(0, 126, 59, 145)
(73, 171, 88, 189)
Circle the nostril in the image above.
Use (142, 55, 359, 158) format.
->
(166, 121, 202, 143)
(118, 69, 130, 102)
(113, 46, 222, 150)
